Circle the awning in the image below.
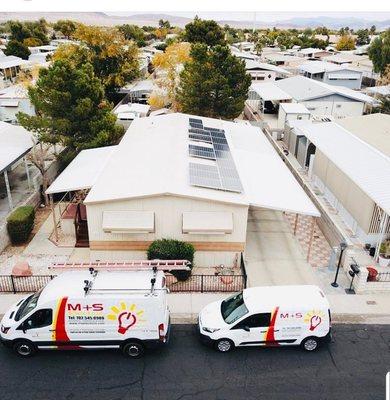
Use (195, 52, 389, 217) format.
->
(1, 100, 19, 107)
(182, 212, 233, 234)
(102, 211, 155, 233)
(46, 146, 116, 194)
(250, 82, 292, 101)
(327, 73, 359, 80)
(0, 122, 33, 174)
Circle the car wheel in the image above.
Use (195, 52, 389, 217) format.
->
(301, 337, 319, 352)
(215, 338, 234, 353)
(122, 341, 145, 358)
(13, 340, 36, 357)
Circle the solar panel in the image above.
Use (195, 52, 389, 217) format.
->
(189, 133, 213, 144)
(189, 144, 216, 160)
(189, 163, 221, 190)
(188, 118, 243, 193)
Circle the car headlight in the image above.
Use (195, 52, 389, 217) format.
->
(203, 327, 220, 333)
(1, 325, 10, 334)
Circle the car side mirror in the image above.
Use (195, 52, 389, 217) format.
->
(243, 325, 250, 332)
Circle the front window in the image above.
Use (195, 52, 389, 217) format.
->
(221, 292, 249, 324)
(14, 290, 42, 321)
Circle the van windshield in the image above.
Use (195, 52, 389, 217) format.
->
(221, 292, 249, 324)
(14, 290, 42, 321)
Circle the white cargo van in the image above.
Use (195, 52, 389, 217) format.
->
(198, 285, 331, 352)
(0, 268, 170, 358)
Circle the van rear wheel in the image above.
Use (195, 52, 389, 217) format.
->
(13, 340, 36, 357)
(215, 339, 234, 353)
(122, 341, 145, 358)
(301, 337, 319, 352)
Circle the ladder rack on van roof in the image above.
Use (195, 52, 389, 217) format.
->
(83, 266, 161, 296)
(50, 260, 191, 271)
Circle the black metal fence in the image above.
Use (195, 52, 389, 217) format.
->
(0, 274, 245, 294)
(0, 275, 56, 293)
(375, 272, 390, 282)
(166, 274, 246, 293)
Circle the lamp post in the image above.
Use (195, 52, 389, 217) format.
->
(331, 242, 348, 288)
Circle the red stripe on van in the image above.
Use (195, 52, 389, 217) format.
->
(265, 307, 280, 346)
(55, 297, 70, 343)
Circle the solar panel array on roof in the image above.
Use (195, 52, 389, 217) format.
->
(187, 118, 243, 193)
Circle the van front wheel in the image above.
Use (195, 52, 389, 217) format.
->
(301, 337, 319, 352)
(215, 339, 234, 353)
(122, 341, 145, 358)
(13, 340, 36, 357)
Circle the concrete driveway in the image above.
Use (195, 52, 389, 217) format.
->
(244, 209, 321, 287)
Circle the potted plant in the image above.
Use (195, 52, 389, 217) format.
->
(378, 240, 390, 267)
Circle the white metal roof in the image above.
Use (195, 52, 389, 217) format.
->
(250, 82, 292, 101)
(46, 146, 116, 194)
(299, 61, 360, 75)
(337, 114, 390, 157)
(298, 48, 323, 55)
(275, 76, 374, 103)
(114, 103, 150, 115)
(0, 122, 33, 174)
(0, 55, 28, 69)
(0, 85, 28, 99)
(245, 60, 291, 75)
(292, 120, 390, 215)
(280, 103, 311, 114)
(120, 79, 157, 93)
(366, 85, 390, 97)
(84, 113, 319, 217)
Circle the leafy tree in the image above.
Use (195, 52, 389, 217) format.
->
(8, 19, 49, 45)
(177, 44, 251, 119)
(356, 29, 370, 45)
(158, 19, 171, 29)
(118, 24, 146, 47)
(183, 17, 226, 47)
(368, 29, 390, 75)
(336, 35, 356, 51)
(23, 37, 42, 47)
(53, 25, 140, 100)
(150, 42, 191, 109)
(18, 60, 123, 169)
(53, 20, 77, 39)
(372, 95, 390, 115)
(4, 40, 31, 59)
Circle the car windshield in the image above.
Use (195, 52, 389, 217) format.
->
(221, 292, 249, 324)
(14, 290, 42, 321)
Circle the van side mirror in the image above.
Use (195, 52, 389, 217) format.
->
(22, 321, 28, 333)
(243, 325, 250, 332)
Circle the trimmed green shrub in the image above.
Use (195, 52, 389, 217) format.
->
(7, 206, 35, 244)
(147, 239, 194, 281)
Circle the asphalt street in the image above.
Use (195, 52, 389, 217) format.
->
(0, 324, 389, 400)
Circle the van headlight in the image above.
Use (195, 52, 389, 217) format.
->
(1, 325, 10, 334)
(203, 327, 220, 333)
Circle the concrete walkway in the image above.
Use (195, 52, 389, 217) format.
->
(244, 209, 321, 287)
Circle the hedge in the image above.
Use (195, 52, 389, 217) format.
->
(6, 206, 35, 244)
(147, 239, 195, 281)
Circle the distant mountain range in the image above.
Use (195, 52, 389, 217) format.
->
(0, 12, 389, 30)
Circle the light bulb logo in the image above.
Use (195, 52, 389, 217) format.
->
(309, 315, 322, 331)
(304, 310, 325, 331)
(117, 312, 137, 334)
(107, 302, 145, 335)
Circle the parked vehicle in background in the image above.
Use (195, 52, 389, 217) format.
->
(0, 268, 170, 358)
(198, 285, 331, 352)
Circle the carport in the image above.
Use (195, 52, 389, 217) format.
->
(248, 82, 292, 114)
